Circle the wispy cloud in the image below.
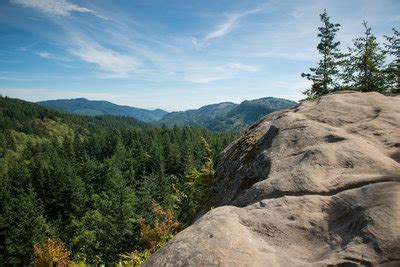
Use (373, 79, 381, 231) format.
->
(17, 41, 41, 52)
(193, 5, 266, 47)
(227, 62, 259, 72)
(204, 15, 240, 41)
(10, 0, 99, 17)
(2, 0, 400, 110)
(68, 36, 139, 76)
(206, 7, 263, 40)
(185, 62, 259, 83)
(7, 1, 267, 81)
(35, 50, 52, 58)
(35, 50, 72, 62)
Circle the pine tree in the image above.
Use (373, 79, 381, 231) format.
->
(302, 9, 343, 98)
(342, 21, 386, 92)
(384, 28, 400, 93)
(1, 188, 51, 265)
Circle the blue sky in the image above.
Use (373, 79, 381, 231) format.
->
(0, 0, 399, 111)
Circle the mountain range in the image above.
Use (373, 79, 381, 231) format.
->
(38, 97, 297, 131)
(38, 98, 168, 122)
(159, 97, 297, 131)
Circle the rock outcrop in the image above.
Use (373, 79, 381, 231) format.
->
(144, 92, 400, 266)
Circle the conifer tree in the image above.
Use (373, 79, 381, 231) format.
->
(384, 28, 400, 93)
(342, 21, 386, 92)
(302, 9, 343, 98)
(1, 188, 51, 265)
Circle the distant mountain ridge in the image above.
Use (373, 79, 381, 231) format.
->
(159, 97, 297, 131)
(38, 96, 297, 131)
(38, 98, 168, 122)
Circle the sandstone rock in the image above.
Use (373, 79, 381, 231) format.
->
(144, 92, 400, 266)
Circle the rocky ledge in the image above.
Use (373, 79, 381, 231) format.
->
(145, 92, 400, 266)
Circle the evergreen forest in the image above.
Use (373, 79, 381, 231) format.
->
(0, 96, 237, 265)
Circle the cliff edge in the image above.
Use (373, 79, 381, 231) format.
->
(144, 92, 400, 266)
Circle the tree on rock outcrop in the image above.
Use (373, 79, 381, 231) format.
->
(384, 28, 400, 93)
(302, 9, 344, 98)
(342, 21, 386, 92)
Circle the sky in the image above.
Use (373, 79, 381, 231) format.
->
(0, 0, 399, 111)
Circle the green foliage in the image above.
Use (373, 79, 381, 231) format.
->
(120, 249, 152, 267)
(342, 21, 386, 92)
(384, 28, 400, 93)
(187, 137, 215, 207)
(302, 9, 344, 98)
(303, 12, 398, 98)
(171, 137, 217, 225)
(70, 209, 106, 263)
(0, 188, 52, 265)
(0, 96, 237, 265)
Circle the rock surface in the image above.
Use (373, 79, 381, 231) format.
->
(144, 92, 400, 266)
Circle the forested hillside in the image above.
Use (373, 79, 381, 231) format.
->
(160, 97, 296, 131)
(38, 98, 168, 122)
(0, 96, 237, 265)
(38, 97, 297, 132)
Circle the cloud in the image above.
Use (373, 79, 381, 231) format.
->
(35, 50, 73, 61)
(206, 5, 265, 41)
(193, 5, 266, 47)
(11, 0, 97, 17)
(8, 1, 265, 81)
(68, 38, 139, 75)
(204, 14, 241, 41)
(185, 62, 259, 83)
(227, 62, 259, 72)
(35, 51, 52, 58)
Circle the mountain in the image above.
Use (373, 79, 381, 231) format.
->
(159, 97, 297, 131)
(38, 98, 168, 122)
(144, 92, 400, 266)
(1, 96, 148, 131)
(37, 97, 296, 131)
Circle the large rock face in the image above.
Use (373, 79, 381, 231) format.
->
(144, 92, 400, 266)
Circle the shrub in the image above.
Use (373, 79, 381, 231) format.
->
(33, 238, 72, 267)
